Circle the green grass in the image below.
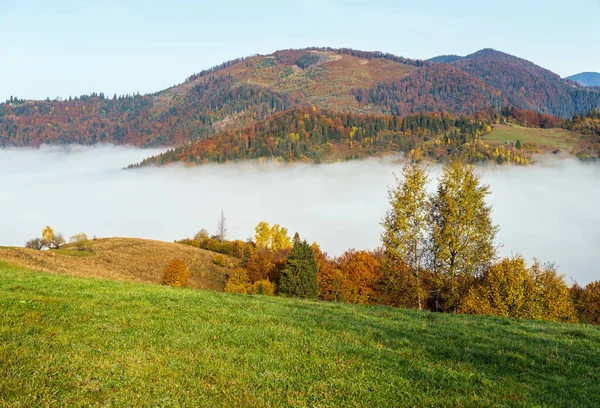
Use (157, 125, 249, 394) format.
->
(50, 248, 95, 257)
(483, 124, 580, 149)
(1, 263, 599, 407)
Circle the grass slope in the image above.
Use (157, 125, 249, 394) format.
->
(0, 238, 233, 291)
(1, 264, 599, 407)
(483, 124, 582, 150)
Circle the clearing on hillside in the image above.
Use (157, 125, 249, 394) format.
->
(1, 265, 599, 407)
(0, 237, 233, 291)
(482, 124, 582, 150)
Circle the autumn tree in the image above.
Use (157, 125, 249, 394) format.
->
(270, 224, 292, 251)
(162, 259, 190, 287)
(42, 226, 55, 248)
(255, 221, 271, 248)
(381, 162, 429, 308)
(428, 161, 498, 310)
(254, 221, 292, 251)
(313, 243, 344, 302)
(337, 250, 383, 304)
(574, 281, 600, 324)
(279, 234, 319, 299)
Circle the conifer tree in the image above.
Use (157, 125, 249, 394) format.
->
(279, 233, 319, 298)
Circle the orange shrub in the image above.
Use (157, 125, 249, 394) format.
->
(162, 259, 190, 287)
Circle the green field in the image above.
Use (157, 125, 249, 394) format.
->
(1, 263, 599, 407)
(483, 124, 581, 149)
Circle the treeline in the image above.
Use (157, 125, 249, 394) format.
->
(175, 162, 599, 325)
(565, 109, 600, 136)
(132, 107, 539, 167)
(0, 75, 293, 147)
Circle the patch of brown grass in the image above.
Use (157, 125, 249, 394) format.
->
(0, 238, 234, 291)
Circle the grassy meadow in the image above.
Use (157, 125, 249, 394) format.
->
(483, 124, 581, 149)
(1, 262, 599, 407)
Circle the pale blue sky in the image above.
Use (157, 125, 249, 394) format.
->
(1, 0, 599, 101)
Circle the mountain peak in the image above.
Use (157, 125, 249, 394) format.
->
(566, 72, 600, 87)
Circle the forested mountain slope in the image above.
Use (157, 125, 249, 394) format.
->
(1, 48, 599, 148)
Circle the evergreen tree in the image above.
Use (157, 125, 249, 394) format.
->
(279, 234, 319, 298)
(515, 139, 522, 149)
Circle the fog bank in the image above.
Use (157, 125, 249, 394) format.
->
(1, 146, 598, 285)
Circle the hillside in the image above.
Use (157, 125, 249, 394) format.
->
(0, 238, 233, 291)
(452, 49, 600, 118)
(1, 47, 599, 148)
(567, 72, 600, 87)
(1, 264, 599, 407)
(130, 107, 596, 167)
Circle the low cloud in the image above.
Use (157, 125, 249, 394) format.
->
(1, 145, 598, 285)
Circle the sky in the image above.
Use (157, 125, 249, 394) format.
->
(1, 0, 599, 101)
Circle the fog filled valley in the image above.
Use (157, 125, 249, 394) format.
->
(1, 145, 598, 285)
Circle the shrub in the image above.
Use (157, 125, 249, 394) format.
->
(213, 254, 226, 267)
(69, 233, 92, 252)
(458, 256, 576, 322)
(251, 280, 276, 296)
(25, 238, 44, 250)
(162, 259, 190, 287)
(205, 239, 222, 253)
(224, 268, 251, 294)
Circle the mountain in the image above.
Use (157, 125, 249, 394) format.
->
(567, 72, 600, 87)
(451, 49, 600, 118)
(428, 55, 463, 63)
(1, 47, 599, 148)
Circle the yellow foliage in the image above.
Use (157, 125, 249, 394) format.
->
(224, 268, 251, 294)
(250, 280, 276, 296)
(42, 226, 55, 246)
(213, 254, 226, 267)
(162, 259, 190, 287)
(459, 256, 576, 322)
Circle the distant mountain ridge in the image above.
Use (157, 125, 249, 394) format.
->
(1, 47, 599, 148)
(567, 72, 600, 87)
(428, 55, 463, 63)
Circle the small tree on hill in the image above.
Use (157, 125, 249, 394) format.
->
(216, 210, 228, 244)
(69, 233, 92, 252)
(42, 226, 55, 248)
(162, 259, 190, 287)
(25, 238, 44, 250)
(49, 233, 66, 249)
(279, 233, 319, 299)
